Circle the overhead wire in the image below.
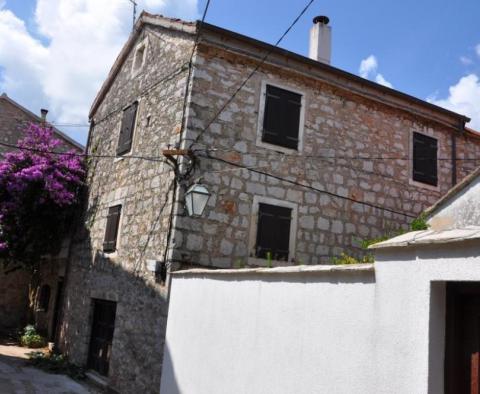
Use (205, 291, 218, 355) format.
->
(188, 0, 316, 149)
(199, 151, 418, 218)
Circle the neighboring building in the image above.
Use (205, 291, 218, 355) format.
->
(0, 93, 83, 155)
(0, 93, 83, 338)
(59, 12, 480, 393)
(160, 167, 480, 394)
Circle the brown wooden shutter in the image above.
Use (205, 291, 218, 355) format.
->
(117, 102, 138, 155)
(413, 132, 438, 186)
(262, 85, 301, 150)
(103, 205, 121, 252)
(262, 86, 283, 146)
(255, 203, 292, 261)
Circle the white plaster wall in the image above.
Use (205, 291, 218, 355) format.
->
(161, 269, 376, 394)
(161, 241, 480, 394)
(374, 241, 480, 394)
(428, 176, 480, 229)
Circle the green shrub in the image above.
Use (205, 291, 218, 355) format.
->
(331, 253, 374, 265)
(27, 351, 86, 380)
(20, 325, 46, 348)
(332, 213, 430, 265)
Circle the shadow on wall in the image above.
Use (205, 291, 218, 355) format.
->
(159, 343, 181, 394)
(0, 267, 30, 334)
(55, 186, 172, 394)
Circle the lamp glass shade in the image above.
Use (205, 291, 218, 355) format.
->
(185, 184, 210, 216)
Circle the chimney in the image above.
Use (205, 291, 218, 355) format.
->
(40, 108, 48, 122)
(309, 15, 331, 64)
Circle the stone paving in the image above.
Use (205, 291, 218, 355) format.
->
(0, 343, 98, 394)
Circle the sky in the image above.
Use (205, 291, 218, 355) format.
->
(0, 0, 479, 145)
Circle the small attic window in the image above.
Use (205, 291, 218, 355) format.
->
(132, 41, 147, 76)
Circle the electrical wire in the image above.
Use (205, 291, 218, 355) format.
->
(0, 140, 166, 163)
(199, 151, 418, 218)
(194, 146, 480, 161)
(188, 0, 316, 148)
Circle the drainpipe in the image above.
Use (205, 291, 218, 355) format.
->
(451, 119, 466, 187)
(451, 132, 457, 187)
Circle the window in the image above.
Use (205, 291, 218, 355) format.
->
(103, 205, 121, 252)
(37, 285, 51, 312)
(412, 132, 438, 186)
(132, 41, 146, 75)
(261, 84, 302, 150)
(255, 203, 292, 261)
(117, 102, 138, 155)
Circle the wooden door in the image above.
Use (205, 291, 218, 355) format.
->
(87, 299, 117, 376)
(445, 283, 480, 394)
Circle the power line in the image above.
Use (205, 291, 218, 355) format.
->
(0, 140, 166, 163)
(199, 151, 418, 219)
(189, 0, 211, 65)
(195, 147, 480, 161)
(92, 63, 188, 127)
(188, 0, 316, 148)
(127, 0, 137, 30)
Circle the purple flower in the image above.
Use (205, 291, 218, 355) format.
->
(0, 123, 85, 264)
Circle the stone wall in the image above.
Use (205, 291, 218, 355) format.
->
(0, 94, 82, 155)
(0, 268, 29, 333)
(60, 24, 192, 394)
(456, 132, 480, 181)
(170, 43, 480, 268)
(0, 97, 32, 156)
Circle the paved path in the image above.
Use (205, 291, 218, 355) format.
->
(0, 343, 97, 394)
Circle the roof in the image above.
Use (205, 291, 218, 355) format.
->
(465, 127, 480, 139)
(89, 12, 471, 130)
(0, 93, 84, 151)
(425, 165, 480, 217)
(368, 226, 480, 249)
(89, 13, 195, 118)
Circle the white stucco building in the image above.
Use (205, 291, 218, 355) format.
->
(160, 167, 480, 394)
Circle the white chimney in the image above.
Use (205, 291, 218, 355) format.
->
(40, 108, 48, 121)
(309, 16, 331, 64)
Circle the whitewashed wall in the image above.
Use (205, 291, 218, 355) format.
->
(374, 241, 480, 394)
(161, 241, 480, 394)
(428, 174, 480, 229)
(161, 266, 376, 394)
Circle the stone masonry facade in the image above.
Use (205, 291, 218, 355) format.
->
(60, 19, 193, 394)
(60, 13, 480, 394)
(171, 34, 480, 268)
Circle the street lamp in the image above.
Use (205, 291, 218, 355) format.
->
(184, 184, 210, 217)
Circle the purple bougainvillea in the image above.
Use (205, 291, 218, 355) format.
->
(0, 123, 85, 268)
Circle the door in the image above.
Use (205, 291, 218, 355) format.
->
(445, 283, 480, 394)
(87, 299, 117, 376)
(51, 278, 64, 342)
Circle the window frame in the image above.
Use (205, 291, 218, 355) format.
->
(256, 80, 306, 154)
(248, 195, 298, 266)
(131, 38, 148, 78)
(409, 130, 440, 191)
(115, 100, 140, 159)
(102, 205, 122, 254)
(36, 284, 51, 313)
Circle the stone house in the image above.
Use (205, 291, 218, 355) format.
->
(0, 93, 83, 339)
(59, 12, 480, 393)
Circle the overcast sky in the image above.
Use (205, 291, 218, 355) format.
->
(1, 0, 479, 144)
